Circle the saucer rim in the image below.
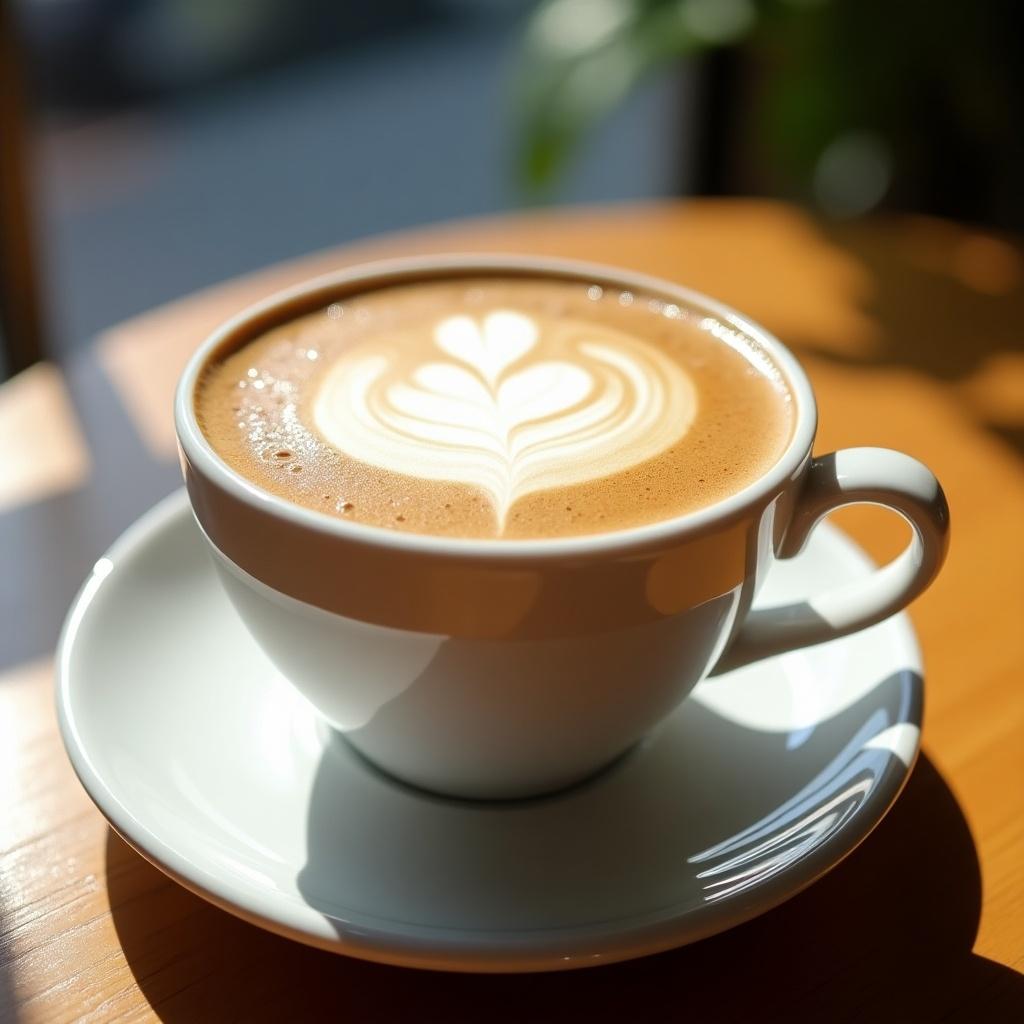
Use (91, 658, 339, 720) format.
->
(55, 489, 923, 973)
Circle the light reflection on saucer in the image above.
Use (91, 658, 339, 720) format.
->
(689, 710, 920, 903)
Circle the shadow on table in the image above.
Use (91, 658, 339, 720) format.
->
(105, 753, 1024, 1022)
(802, 219, 1024, 459)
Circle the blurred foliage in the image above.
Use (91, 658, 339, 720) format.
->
(515, 0, 1024, 223)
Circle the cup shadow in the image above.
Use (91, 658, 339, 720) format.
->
(105, 750, 1024, 1022)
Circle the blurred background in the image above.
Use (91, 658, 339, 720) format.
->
(3, 0, 684, 377)
(3, 0, 1022, 378)
(2, 0, 1023, 672)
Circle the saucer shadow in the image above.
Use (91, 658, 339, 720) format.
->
(106, 750, 1024, 1022)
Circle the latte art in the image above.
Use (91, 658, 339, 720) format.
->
(195, 277, 795, 539)
(312, 310, 697, 528)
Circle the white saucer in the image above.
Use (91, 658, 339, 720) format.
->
(57, 490, 923, 973)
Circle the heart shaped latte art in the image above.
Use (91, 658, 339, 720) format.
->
(312, 310, 697, 531)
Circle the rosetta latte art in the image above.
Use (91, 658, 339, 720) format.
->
(312, 309, 698, 530)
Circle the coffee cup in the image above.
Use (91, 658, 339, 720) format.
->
(175, 255, 949, 799)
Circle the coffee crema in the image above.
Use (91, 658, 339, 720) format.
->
(195, 277, 795, 539)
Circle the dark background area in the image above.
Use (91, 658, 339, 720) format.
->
(4, 0, 686, 372)
(2, 0, 1021, 376)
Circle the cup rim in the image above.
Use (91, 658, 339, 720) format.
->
(174, 253, 817, 560)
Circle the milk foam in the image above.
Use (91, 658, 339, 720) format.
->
(195, 277, 795, 539)
(312, 309, 698, 528)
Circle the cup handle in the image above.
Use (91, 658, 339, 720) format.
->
(714, 447, 950, 673)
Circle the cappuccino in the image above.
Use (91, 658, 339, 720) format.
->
(195, 276, 794, 538)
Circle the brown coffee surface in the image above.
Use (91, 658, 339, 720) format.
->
(195, 277, 795, 538)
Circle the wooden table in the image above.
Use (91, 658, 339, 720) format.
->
(2, 200, 1022, 1022)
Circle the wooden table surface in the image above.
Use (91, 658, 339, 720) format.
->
(1, 200, 1022, 1022)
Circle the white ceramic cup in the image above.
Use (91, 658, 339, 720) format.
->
(175, 255, 949, 799)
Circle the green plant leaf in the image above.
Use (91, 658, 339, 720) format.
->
(514, 0, 753, 191)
